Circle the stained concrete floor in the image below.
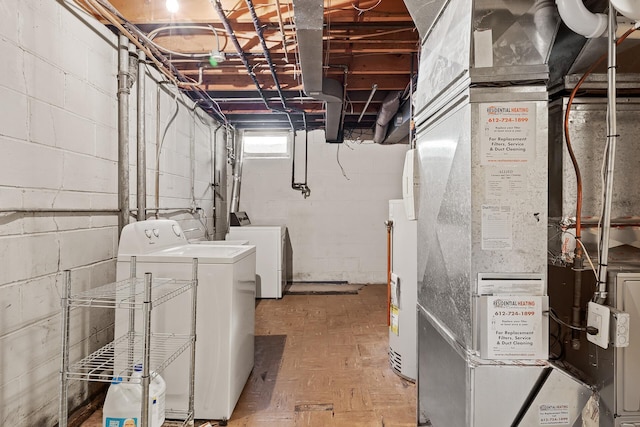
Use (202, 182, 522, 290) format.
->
(81, 284, 416, 427)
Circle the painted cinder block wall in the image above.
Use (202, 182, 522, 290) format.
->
(240, 130, 407, 283)
(0, 1, 218, 425)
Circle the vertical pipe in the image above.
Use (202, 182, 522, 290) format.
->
(137, 50, 147, 222)
(128, 256, 137, 373)
(188, 259, 199, 421)
(141, 272, 152, 427)
(230, 130, 244, 214)
(58, 270, 71, 427)
(118, 35, 131, 236)
(385, 220, 393, 326)
(595, 7, 618, 302)
(154, 85, 161, 219)
(214, 125, 228, 239)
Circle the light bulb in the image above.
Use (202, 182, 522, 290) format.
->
(166, 0, 179, 13)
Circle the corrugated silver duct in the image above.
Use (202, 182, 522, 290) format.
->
(293, 0, 344, 142)
(229, 129, 243, 214)
(373, 91, 402, 144)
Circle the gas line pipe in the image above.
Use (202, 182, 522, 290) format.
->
(385, 219, 393, 327)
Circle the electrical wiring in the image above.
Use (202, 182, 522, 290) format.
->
(147, 25, 223, 59)
(84, 0, 181, 86)
(547, 308, 587, 331)
(564, 24, 638, 260)
(336, 144, 350, 180)
(575, 238, 598, 280)
(352, 0, 382, 15)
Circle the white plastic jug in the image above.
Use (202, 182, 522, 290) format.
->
(103, 377, 141, 427)
(130, 364, 166, 427)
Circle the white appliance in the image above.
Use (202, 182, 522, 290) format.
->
(115, 219, 256, 420)
(402, 148, 419, 220)
(388, 199, 417, 381)
(227, 225, 286, 299)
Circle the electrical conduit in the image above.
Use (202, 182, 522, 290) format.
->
(595, 8, 619, 303)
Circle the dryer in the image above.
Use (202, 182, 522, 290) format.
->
(227, 224, 286, 299)
(115, 219, 256, 420)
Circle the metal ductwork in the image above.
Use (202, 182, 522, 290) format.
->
(293, 0, 344, 142)
(373, 91, 402, 144)
(384, 98, 412, 144)
(402, 0, 449, 40)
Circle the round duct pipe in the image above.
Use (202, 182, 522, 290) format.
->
(611, 0, 640, 20)
(556, 0, 607, 38)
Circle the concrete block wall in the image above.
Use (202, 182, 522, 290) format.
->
(0, 1, 219, 425)
(240, 130, 407, 283)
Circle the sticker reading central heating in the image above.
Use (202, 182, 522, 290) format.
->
(539, 403, 570, 425)
(480, 103, 536, 165)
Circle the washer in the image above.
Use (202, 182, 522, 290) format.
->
(227, 225, 286, 299)
(116, 219, 256, 420)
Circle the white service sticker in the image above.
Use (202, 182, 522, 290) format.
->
(485, 167, 527, 199)
(481, 205, 513, 250)
(480, 103, 536, 165)
(539, 403, 570, 425)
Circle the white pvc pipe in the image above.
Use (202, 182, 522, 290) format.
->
(556, 0, 608, 38)
(611, 0, 640, 20)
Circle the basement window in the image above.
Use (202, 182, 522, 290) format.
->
(242, 130, 291, 158)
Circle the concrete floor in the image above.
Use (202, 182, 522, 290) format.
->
(82, 284, 416, 426)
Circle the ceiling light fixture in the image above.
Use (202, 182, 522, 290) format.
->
(166, 0, 179, 13)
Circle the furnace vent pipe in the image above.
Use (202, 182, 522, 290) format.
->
(556, 0, 607, 38)
(611, 0, 640, 20)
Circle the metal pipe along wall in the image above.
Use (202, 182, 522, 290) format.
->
(118, 35, 131, 235)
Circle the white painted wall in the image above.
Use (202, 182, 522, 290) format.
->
(0, 2, 219, 425)
(239, 130, 407, 283)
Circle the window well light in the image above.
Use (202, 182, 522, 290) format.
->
(166, 0, 179, 13)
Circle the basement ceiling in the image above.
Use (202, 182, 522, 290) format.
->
(88, 0, 419, 139)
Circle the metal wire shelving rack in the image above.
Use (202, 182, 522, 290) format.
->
(58, 256, 199, 427)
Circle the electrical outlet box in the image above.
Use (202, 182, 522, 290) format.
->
(610, 307, 630, 347)
(587, 302, 611, 349)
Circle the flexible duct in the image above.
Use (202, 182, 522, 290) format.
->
(556, 0, 607, 38)
(611, 0, 640, 20)
(373, 91, 402, 144)
(229, 129, 243, 214)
